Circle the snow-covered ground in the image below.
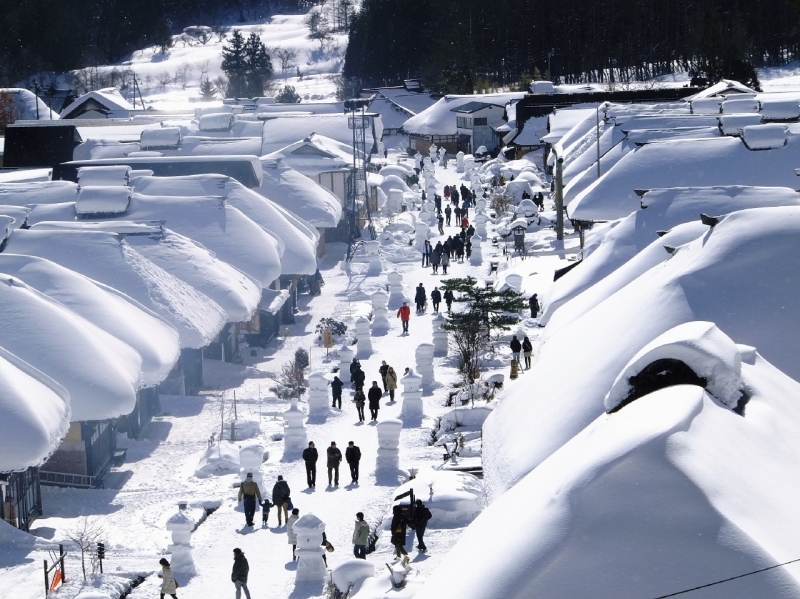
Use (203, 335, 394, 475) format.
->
(0, 153, 571, 599)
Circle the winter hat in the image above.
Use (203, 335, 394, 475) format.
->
(246, 472, 253, 479)
(278, 475, 284, 481)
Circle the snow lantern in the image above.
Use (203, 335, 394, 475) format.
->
(166, 503, 197, 575)
(355, 316, 373, 358)
(400, 368, 424, 422)
(387, 271, 406, 309)
(283, 398, 307, 457)
(239, 442, 265, 486)
(456, 151, 465, 173)
(376, 418, 403, 471)
(371, 290, 390, 331)
(307, 371, 330, 416)
(505, 273, 523, 293)
(415, 343, 435, 389)
(338, 344, 354, 383)
(293, 513, 327, 583)
(414, 221, 430, 251)
(470, 234, 483, 266)
(365, 240, 382, 276)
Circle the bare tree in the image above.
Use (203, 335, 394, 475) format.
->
(175, 62, 193, 90)
(275, 48, 298, 73)
(213, 24, 230, 42)
(156, 71, 172, 90)
(212, 75, 230, 99)
(65, 517, 105, 581)
(195, 59, 211, 83)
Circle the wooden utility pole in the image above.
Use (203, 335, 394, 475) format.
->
(555, 157, 564, 241)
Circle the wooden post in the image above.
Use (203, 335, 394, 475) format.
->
(43, 559, 49, 595)
(555, 157, 564, 241)
(59, 544, 65, 583)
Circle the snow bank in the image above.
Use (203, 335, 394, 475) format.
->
(386, 468, 483, 528)
(77, 166, 131, 187)
(0, 181, 78, 206)
(721, 97, 760, 113)
(140, 127, 181, 150)
(760, 99, 800, 121)
(691, 97, 722, 114)
(483, 206, 800, 497)
(5, 229, 226, 349)
(0, 206, 29, 229)
(0, 274, 140, 421)
(0, 253, 179, 387)
(331, 560, 375, 593)
(742, 124, 787, 149)
(75, 186, 131, 215)
(195, 441, 241, 477)
(198, 113, 235, 132)
(0, 346, 70, 471)
(379, 174, 410, 195)
(605, 321, 742, 411)
(569, 135, 800, 221)
(718, 113, 762, 135)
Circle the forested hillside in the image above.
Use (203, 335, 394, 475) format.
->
(343, 0, 800, 93)
(0, 0, 314, 85)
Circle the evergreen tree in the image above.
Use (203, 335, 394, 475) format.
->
(243, 32, 273, 96)
(198, 78, 216, 101)
(275, 84, 302, 103)
(221, 29, 247, 97)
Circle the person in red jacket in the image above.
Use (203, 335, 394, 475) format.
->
(397, 302, 411, 334)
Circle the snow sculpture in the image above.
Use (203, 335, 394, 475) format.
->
(283, 398, 307, 456)
(371, 290, 390, 331)
(475, 212, 488, 239)
(355, 316, 373, 357)
(419, 204, 435, 232)
(293, 513, 327, 583)
(465, 156, 475, 171)
(307, 371, 330, 416)
(166, 503, 196, 576)
(415, 343, 435, 389)
(239, 442, 265, 487)
(338, 344, 354, 383)
(456, 151, 465, 173)
(505, 273, 523, 293)
(476, 199, 487, 212)
(388, 189, 404, 213)
(400, 368, 424, 421)
(365, 240, 382, 276)
(377, 188, 388, 213)
(331, 561, 375, 595)
(470, 234, 483, 266)
(415, 153, 423, 171)
(376, 418, 403, 470)
(432, 313, 448, 356)
(429, 144, 438, 163)
(379, 230, 394, 245)
(387, 270, 406, 308)
(414, 221, 430, 251)
(438, 146, 446, 166)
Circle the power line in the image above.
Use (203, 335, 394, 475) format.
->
(651, 556, 800, 599)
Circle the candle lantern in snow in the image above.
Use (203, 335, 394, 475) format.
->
(355, 316, 373, 357)
(387, 271, 406, 309)
(400, 368, 424, 421)
(456, 151, 465, 172)
(432, 313, 448, 356)
(166, 502, 197, 575)
(470, 234, 484, 266)
(283, 398, 307, 456)
(415, 343, 435, 388)
(239, 442, 265, 487)
(338, 344, 354, 383)
(293, 513, 327, 582)
(365, 240, 382, 276)
(307, 371, 329, 416)
(371, 290, 390, 330)
(414, 221, 430, 251)
(376, 418, 403, 470)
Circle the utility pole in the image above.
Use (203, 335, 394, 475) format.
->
(596, 103, 601, 178)
(555, 157, 564, 241)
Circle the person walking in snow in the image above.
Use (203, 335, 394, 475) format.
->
(379, 360, 390, 392)
(368, 380, 382, 421)
(455, 238, 464, 262)
(412, 499, 432, 552)
(349, 357, 361, 380)
(272, 475, 290, 526)
(451, 187, 460, 205)
(331, 375, 343, 409)
(522, 336, 533, 370)
(454, 206, 461, 224)
(260, 496, 273, 527)
(443, 288, 454, 312)
(444, 185, 451, 200)
(238, 472, 261, 528)
(231, 548, 251, 599)
(287, 509, 300, 560)
(354, 388, 366, 422)
(397, 302, 411, 334)
(529, 293, 540, 318)
(390, 505, 410, 565)
(445, 204, 452, 226)
(441, 251, 450, 275)
(434, 194, 442, 214)
(327, 441, 342, 486)
(510, 335, 522, 366)
(430, 287, 442, 313)
(346, 441, 361, 484)
(437, 212, 445, 235)
(465, 237, 472, 260)
(353, 367, 366, 394)
(158, 558, 178, 599)
(430, 248, 440, 274)
(353, 512, 370, 559)
(302, 441, 318, 488)
(415, 283, 427, 313)
(422, 240, 432, 267)
(386, 366, 398, 401)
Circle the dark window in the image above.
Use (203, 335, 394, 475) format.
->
(474, 117, 488, 126)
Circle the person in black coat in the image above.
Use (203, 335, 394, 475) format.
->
(430, 248, 440, 274)
(465, 238, 472, 260)
(414, 283, 426, 312)
(529, 293, 540, 318)
(430, 287, 442, 313)
(331, 376, 343, 409)
(443, 289, 454, 312)
(302, 441, 318, 488)
(345, 441, 361, 484)
(272, 476, 290, 526)
(354, 388, 366, 422)
(510, 335, 522, 365)
(379, 360, 390, 392)
(413, 499, 432, 551)
(522, 336, 533, 370)
(437, 213, 444, 235)
(445, 205, 452, 226)
(327, 441, 342, 486)
(390, 505, 409, 562)
(367, 381, 382, 421)
(352, 368, 366, 393)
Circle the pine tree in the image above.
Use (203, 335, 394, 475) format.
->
(198, 78, 216, 101)
(221, 29, 247, 97)
(275, 84, 301, 103)
(243, 32, 273, 96)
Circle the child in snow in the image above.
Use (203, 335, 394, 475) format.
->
(158, 558, 179, 599)
(261, 497, 273, 527)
